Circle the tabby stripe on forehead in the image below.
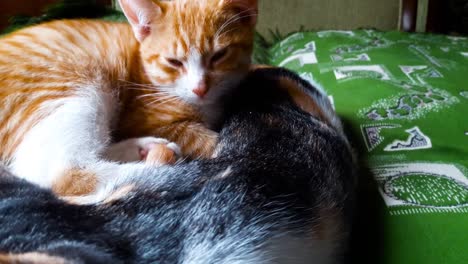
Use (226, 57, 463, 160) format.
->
(175, 20, 190, 53)
(171, 42, 179, 56)
(147, 64, 171, 76)
(175, 25, 189, 55)
(152, 64, 179, 82)
(146, 54, 160, 63)
(198, 32, 206, 53)
(180, 38, 189, 56)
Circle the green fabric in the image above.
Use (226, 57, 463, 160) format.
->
(266, 30, 468, 264)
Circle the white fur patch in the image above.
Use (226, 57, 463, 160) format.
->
(175, 49, 205, 104)
(9, 88, 116, 187)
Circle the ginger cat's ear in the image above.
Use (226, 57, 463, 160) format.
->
(223, 0, 258, 25)
(118, 0, 162, 41)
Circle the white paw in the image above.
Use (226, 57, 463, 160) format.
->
(104, 137, 180, 163)
(165, 142, 182, 157)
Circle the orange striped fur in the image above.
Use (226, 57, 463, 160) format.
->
(0, 0, 258, 197)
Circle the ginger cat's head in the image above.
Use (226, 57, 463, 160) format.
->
(119, 0, 258, 107)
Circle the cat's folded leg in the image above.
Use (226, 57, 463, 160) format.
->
(62, 142, 180, 205)
(103, 137, 181, 163)
(7, 92, 179, 202)
(151, 122, 219, 159)
(145, 141, 180, 166)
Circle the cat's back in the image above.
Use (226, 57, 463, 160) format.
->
(0, 19, 137, 81)
(0, 20, 138, 162)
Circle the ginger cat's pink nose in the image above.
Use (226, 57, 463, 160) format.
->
(193, 82, 208, 98)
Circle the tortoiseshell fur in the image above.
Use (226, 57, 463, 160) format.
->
(0, 68, 356, 263)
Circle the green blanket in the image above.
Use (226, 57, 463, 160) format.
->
(266, 30, 468, 264)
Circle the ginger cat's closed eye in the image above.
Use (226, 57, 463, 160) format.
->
(0, 0, 258, 198)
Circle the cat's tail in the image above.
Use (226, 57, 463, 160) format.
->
(0, 166, 121, 264)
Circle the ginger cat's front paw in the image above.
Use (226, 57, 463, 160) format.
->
(104, 137, 180, 163)
(145, 143, 180, 166)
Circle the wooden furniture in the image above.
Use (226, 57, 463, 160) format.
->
(1, 0, 57, 31)
(400, 0, 463, 34)
(400, 0, 418, 32)
(0, 0, 112, 32)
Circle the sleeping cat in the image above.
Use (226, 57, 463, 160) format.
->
(0, 67, 355, 263)
(0, 0, 258, 196)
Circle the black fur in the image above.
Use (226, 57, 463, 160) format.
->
(0, 68, 356, 263)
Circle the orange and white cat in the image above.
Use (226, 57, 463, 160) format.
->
(0, 0, 258, 198)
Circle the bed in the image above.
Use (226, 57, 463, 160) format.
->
(1, 1, 467, 263)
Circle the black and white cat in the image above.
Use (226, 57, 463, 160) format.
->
(0, 67, 356, 264)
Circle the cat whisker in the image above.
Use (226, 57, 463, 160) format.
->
(125, 87, 159, 92)
(139, 94, 176, 102)
(152, 87, 176, 94)
(146, 99, 177, 107)
(119, 79, 151, 86)
(137, 93, 172, 100)
(119, 79, 172, 90)
(129, 87, 172, 96)
(216, 15, 258, 39)
(127, 83, 169, 89)
(216, 8, 255, 35)
(217, 27, 240, 39)
(215, 10, 258, 38)
(145, 96, 180, 106)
